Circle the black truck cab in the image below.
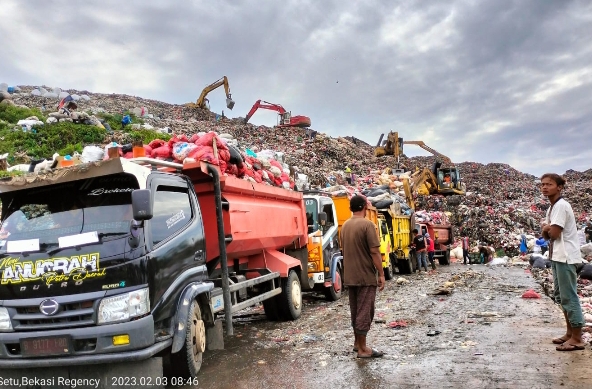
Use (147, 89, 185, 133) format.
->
(0, 158, 214, 377)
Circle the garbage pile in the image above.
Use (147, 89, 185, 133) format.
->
(4, 84, 592, 253)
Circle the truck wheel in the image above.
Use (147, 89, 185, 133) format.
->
(279, 270, 302, 320)
(384, 255, 394, 280)
(325, 265, 343, 301)
(444, 249, 451, 265)
(167, 300, 204, 378)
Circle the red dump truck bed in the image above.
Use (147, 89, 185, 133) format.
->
(182, 161, 308, 266)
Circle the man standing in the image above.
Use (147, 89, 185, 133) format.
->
(412, 229, 429, 272)
(461, 235, 470, 265)
(541, 173, 586, 352)
(341, 195, 385, 358)
(425, 232, 436, 270)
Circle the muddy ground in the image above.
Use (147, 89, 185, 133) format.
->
(189, 264, 592, 389)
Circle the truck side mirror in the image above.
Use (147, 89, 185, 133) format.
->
(318, 212, 327, 226)
(132, 189, 153, 221)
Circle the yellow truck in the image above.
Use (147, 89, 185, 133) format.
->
(332, 195, 395, 280)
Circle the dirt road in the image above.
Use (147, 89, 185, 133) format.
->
(192, 264, 592, 389)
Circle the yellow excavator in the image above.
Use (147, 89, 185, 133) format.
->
(187, 76, 235, 110)
(376, 131, 466, 196)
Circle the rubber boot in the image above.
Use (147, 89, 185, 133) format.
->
(424, 266, 429, 272)
(431, 262, 436, 270)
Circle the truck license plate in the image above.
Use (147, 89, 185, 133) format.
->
(313, 272, 324, 283)
(21, 336, 72, 357)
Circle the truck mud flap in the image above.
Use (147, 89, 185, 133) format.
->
(329, 254, 342, 284)
(171, 282, 215, 354)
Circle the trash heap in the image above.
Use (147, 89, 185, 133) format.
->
(3, 83, 592, 254)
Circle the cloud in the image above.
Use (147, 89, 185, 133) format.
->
(1, 0, 592, 176)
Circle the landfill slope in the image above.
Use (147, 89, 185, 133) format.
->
(4, 85, 592, 254)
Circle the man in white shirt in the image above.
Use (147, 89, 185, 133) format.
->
(541, 173, 585, 351)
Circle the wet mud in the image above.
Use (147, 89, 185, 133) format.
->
(187, 264, 592, 389)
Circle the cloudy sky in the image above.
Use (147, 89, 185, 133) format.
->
(1, 0, 591, 176)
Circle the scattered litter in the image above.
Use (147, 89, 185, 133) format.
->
(522, 289, 541, 299)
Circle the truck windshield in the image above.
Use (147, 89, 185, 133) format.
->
(305, 198, 318, 234)
(0, 173, 139, 248)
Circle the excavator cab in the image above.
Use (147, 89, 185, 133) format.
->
(435, 167, 465, 196)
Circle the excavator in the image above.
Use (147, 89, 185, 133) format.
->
(243, 100, 311, 128)
(187, 76, 235, 111)
(376, 131, 466, 196)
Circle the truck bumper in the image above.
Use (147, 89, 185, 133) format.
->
(0, 315, 171, 368)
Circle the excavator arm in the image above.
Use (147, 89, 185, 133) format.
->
(374, 131, 452, 164)
(243, 100, 311, 127)
(244, 100, 286, 123)
(402, 141, 451, 164)
(194, 76, 235, 110)
(410, 168, 439, 196)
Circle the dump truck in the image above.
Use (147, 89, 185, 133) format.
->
(314, 193, 394, 280)
(0, 157, 318, 381)
(302, 192, 343, 301)
(373, 172, 453, 274)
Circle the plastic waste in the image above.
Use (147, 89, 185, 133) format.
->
(82, 146, 105, 163)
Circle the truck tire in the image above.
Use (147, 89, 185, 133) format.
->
(325, 265, 343, 301)
(166, 300, 205, 378)
(278, 270, 302, 320)
(384, 254, 394, 280)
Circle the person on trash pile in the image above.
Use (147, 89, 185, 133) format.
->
(340, 195, 385, 359)
(537, 237, 549, 255)
(345, 166, 352, 185)
(461, 235, 470, 265)
(425, 232, 436, 270)
(540, 173, 586, 352)
(478, 245, 489, 264)
(519, 233, 528, 256)
(411, 229, 429, 272)
(585, 221, 592, 243)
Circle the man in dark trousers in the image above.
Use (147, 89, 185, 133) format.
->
(541, 173, 586, 352)
(412, 229, 429, 272)
(461, 235, 470, 264)
(341, 195, 385, 358)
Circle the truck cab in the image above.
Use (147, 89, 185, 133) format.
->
(377, 216, 394, 280)
(303, 193, 342, 301)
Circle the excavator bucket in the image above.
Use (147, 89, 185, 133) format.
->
(226, 98, 235, 110)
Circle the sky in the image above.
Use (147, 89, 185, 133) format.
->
(1, 0, 591, 176)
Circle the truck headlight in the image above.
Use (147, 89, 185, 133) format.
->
(0, 307, 13, 332)
(98, 288, 150, 324)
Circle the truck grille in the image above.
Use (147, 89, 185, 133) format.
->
(5, 294, 100, 331)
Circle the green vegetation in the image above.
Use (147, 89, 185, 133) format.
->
(0, 104, 171, 164)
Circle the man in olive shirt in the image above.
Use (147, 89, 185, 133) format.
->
(340, 195, 385, 358)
